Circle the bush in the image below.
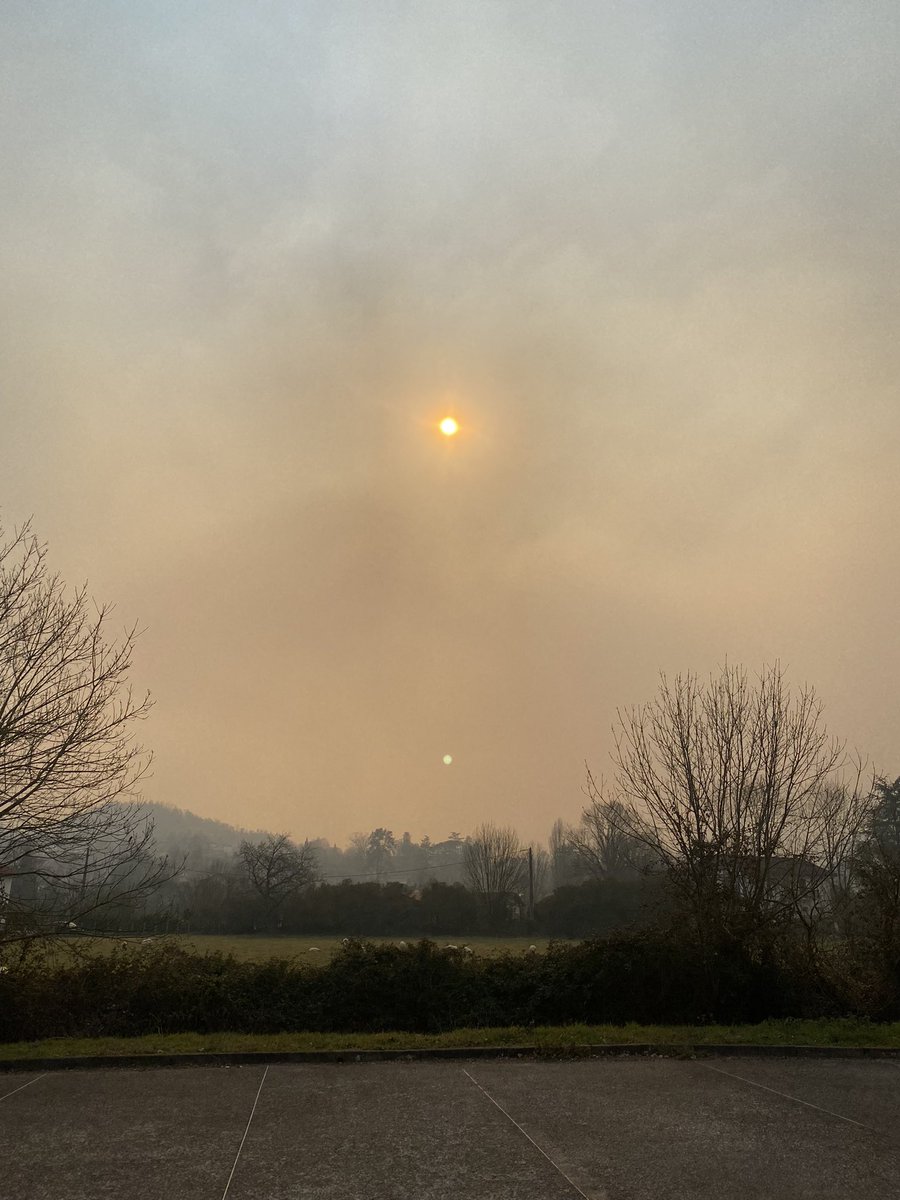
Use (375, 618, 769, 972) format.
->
(534, 878, 669, 938)
(0, 932, 875, 1042)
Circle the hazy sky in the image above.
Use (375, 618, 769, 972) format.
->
(2, 2, 899, 846)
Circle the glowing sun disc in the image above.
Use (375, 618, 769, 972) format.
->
(439, 417, 459, 437)
(442, 754, 453, 765)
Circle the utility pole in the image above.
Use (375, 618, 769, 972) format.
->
(527, 845, 534, 923)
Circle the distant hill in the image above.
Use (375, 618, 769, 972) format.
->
(137, 802, 274, 866)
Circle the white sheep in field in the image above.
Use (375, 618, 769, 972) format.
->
(398, 940, 407, 949)
(462, 945, 474, 956)
(341, 937, 351, 945)
(528, 945, 538, 953)
(443, 944, 458, 951)
(307, 947, 321, 953)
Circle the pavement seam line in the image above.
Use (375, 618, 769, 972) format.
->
(221, 1064, 269, 1200)
(701, 1063, 874, 1132)
(0, 1073, 46, 1104)
(462, 1068, 603, 1200)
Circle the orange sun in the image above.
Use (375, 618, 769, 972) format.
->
(439, 417, 459, 437)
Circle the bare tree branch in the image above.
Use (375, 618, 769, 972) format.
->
(463, 823, 524, 927)
(588, 663, 872, 949)
(237, 834, 317, 929)
(0, 520, 172, 945)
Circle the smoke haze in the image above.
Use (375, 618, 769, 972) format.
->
(2, 2, 898, 843)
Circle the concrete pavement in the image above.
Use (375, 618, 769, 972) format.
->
(2, 1057, 899, 1198)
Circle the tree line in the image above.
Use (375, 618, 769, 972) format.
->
(3, 519, 900, 1015)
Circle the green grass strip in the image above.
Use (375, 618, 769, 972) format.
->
(3, 1018, 900, 1061)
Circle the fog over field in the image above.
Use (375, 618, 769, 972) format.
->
(2, 2, 898, 845)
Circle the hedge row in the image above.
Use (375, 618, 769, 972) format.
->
(0, 934, 850, 1042)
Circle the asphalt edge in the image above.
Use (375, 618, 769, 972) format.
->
(2, 1042, 900, 1073)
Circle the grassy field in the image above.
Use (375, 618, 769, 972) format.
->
(61, 934, 562, 962)
(2, 1019, 899, 1061)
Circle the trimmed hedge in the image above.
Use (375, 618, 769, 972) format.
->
(0, 934, 849, 1042)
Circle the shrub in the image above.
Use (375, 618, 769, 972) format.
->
(0, 932, 878, 1042)
(534, 878, 668, 939)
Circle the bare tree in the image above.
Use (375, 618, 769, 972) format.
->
(548, 817, 582, 889)
(365, 827, 396, 882)
(529, 844, 552, 902)
(0, 521, 170, 945)
(345, 832, 370, 877)
(237, 834, 317, 929)
(570, 791, 654, 880)
(596, 664, 869, 948)
(464, 823, 525, 926)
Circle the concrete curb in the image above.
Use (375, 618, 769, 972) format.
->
(2, 1042, 900, 1073)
